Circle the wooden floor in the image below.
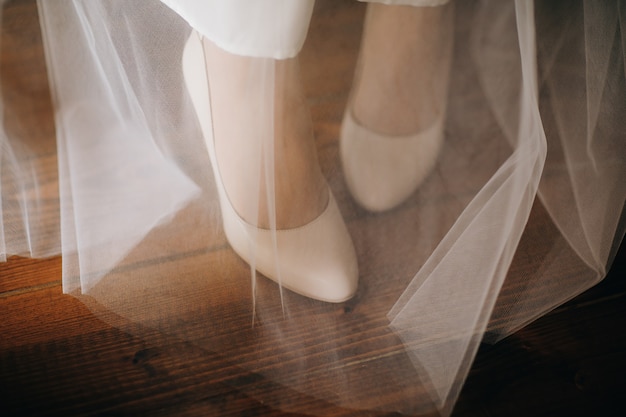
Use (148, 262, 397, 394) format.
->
(1, 1, 625, 416)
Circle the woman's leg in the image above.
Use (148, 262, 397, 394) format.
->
(165, 0, 322, 229)
(340, 0, 453, 212)
(203, 40, 328, 229)
(351, 1, 452, 136)
(181, 1, 358, 302)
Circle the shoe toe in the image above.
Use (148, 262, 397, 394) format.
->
(340, 111, 443, 212)
(225, 193, 359, 303)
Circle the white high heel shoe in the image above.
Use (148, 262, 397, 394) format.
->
(182, 33, 358, 303)
(340, 110, 443, 212)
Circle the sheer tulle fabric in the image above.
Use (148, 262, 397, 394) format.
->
(1, 0, 624, 415)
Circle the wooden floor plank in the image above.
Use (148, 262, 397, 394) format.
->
(1, 253, 623, 416)
(0, 256, 61, 294)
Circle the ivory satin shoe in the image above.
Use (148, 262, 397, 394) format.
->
(340, 110, 444, 212)
(183, 33, 358, 303)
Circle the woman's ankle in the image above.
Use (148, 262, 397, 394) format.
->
(351, 3, 452, 136)
(204, 40, 328, 229)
